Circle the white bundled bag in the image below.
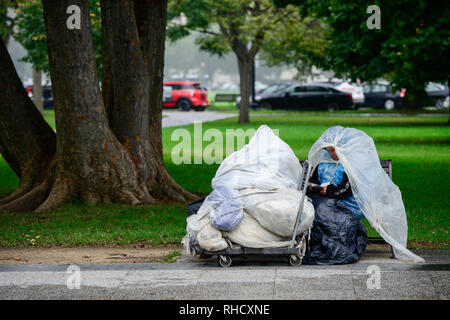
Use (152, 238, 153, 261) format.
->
(223, 212, 292, 248)
(196, 223, 228, 252)
(308, 126, 424, 263)
(185, 203, 228, 252)
(239, 187, 314, 237)
(208, 186, 243, 231)
(212, 125, 302, 190)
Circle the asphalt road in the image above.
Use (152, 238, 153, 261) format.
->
(1, 249, 448, 300)
(162, 110, 236, 127)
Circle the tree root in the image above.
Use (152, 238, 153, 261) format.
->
(0, 179, 34, 205)
(0, 178, 52, 212)
(149, 168, 199, 203)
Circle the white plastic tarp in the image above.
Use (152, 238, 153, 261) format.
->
(211, 125, 302, 190)
(308, 126, 424, 263)
(183, 125, 314, 251)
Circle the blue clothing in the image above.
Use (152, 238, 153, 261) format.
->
(317, 162, 364, 221)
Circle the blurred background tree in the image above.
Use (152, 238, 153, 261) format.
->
(275, 0, 450, 110)
(167, 0, 326, 123)
(0, 0, 18, 45)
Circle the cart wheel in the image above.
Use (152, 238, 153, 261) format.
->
(289, 255, 302, 267)
(218, 255, 232, 268)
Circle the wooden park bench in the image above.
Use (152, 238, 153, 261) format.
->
(214, 93, 240, 104)
(300, 159, 393, 249)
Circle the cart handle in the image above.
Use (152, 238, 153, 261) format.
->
(290, 160, 313, 248)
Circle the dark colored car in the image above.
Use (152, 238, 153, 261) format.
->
(254, 84, 354, 111)
(236, 82, 297, 109)
(425, 83, 449, 110)
(26, 85, 54, 109)
(163, 81, 209, 111)
(362, 83, 404, 110)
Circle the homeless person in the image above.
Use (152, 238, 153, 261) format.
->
(305, 126, 424, 264)
(303, 146, 368, 265)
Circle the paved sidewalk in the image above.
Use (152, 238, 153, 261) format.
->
(0, 249, 448, 300)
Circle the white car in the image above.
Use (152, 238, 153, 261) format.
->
(312, 81, 364, 107)
(334, 82, 365, 106)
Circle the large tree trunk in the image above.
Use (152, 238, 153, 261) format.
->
(32, 68, 43, 114)
(101, 0, 196, 202)
(237, 55, 253, 124)
(0, 0, 196, 213)
(134, 0, 197, 202)
(233, 41, 253, 124)
(101, 0, 154, 199)
(0, 37, 56, 212)
(38, 0, 154, 212)
(401, 87, 427, 112)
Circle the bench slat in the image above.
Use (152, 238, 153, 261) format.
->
(214, 93, 240, 102)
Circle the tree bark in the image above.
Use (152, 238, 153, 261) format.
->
(134, 0, 197, 202)
(0, 36, 56, 212)
(101, 0, 153, 196)
(32, 68, 43, 114)
(0, 0, 196, 213)
(101, 0, 197, 202)
(38, 0, 155, 212)
(235, 49, 253, 124)
(401, 89, 424, 111)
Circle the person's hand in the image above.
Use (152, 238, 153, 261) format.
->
(320, 186, 327, 196)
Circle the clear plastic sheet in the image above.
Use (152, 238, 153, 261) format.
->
(308, 126, 424, 263)
(208, 186, 243, 231)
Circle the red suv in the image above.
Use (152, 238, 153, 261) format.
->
(163, 81, 209, 111)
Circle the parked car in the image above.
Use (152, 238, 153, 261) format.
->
(425, 82, 449, 110)
(362, 83, 404, 110)
(253, 83, 354, 111)
(26, 85, 54, 109)
(163, 81, 209, 111)
(314, 81, 364, 107)
(163, 85, 173, 104)
(363, 81, 449, 110)
(236, 82, 297, 109)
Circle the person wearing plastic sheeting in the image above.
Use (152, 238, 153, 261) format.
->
(307, 126, 425, 263)
(303, 146, 368, 265)
(309, 147, 365, 221)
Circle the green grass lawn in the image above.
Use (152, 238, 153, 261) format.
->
(1, 111, 449, 248)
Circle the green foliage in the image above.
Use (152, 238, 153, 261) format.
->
(167, 0, 321, 62)
(300, 0, 450, 100)
(0, 0, 17, 40)
(260, 16, 329, 78)
(14, 1, 48, 72)
(160, 249, 182, 263)
(12, 0, 102, 78)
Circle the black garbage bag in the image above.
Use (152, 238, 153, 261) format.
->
(187, 197, 206, 216)
(303, 195, 367, 265)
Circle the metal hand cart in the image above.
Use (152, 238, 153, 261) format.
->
(191, 160, 314, 267)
